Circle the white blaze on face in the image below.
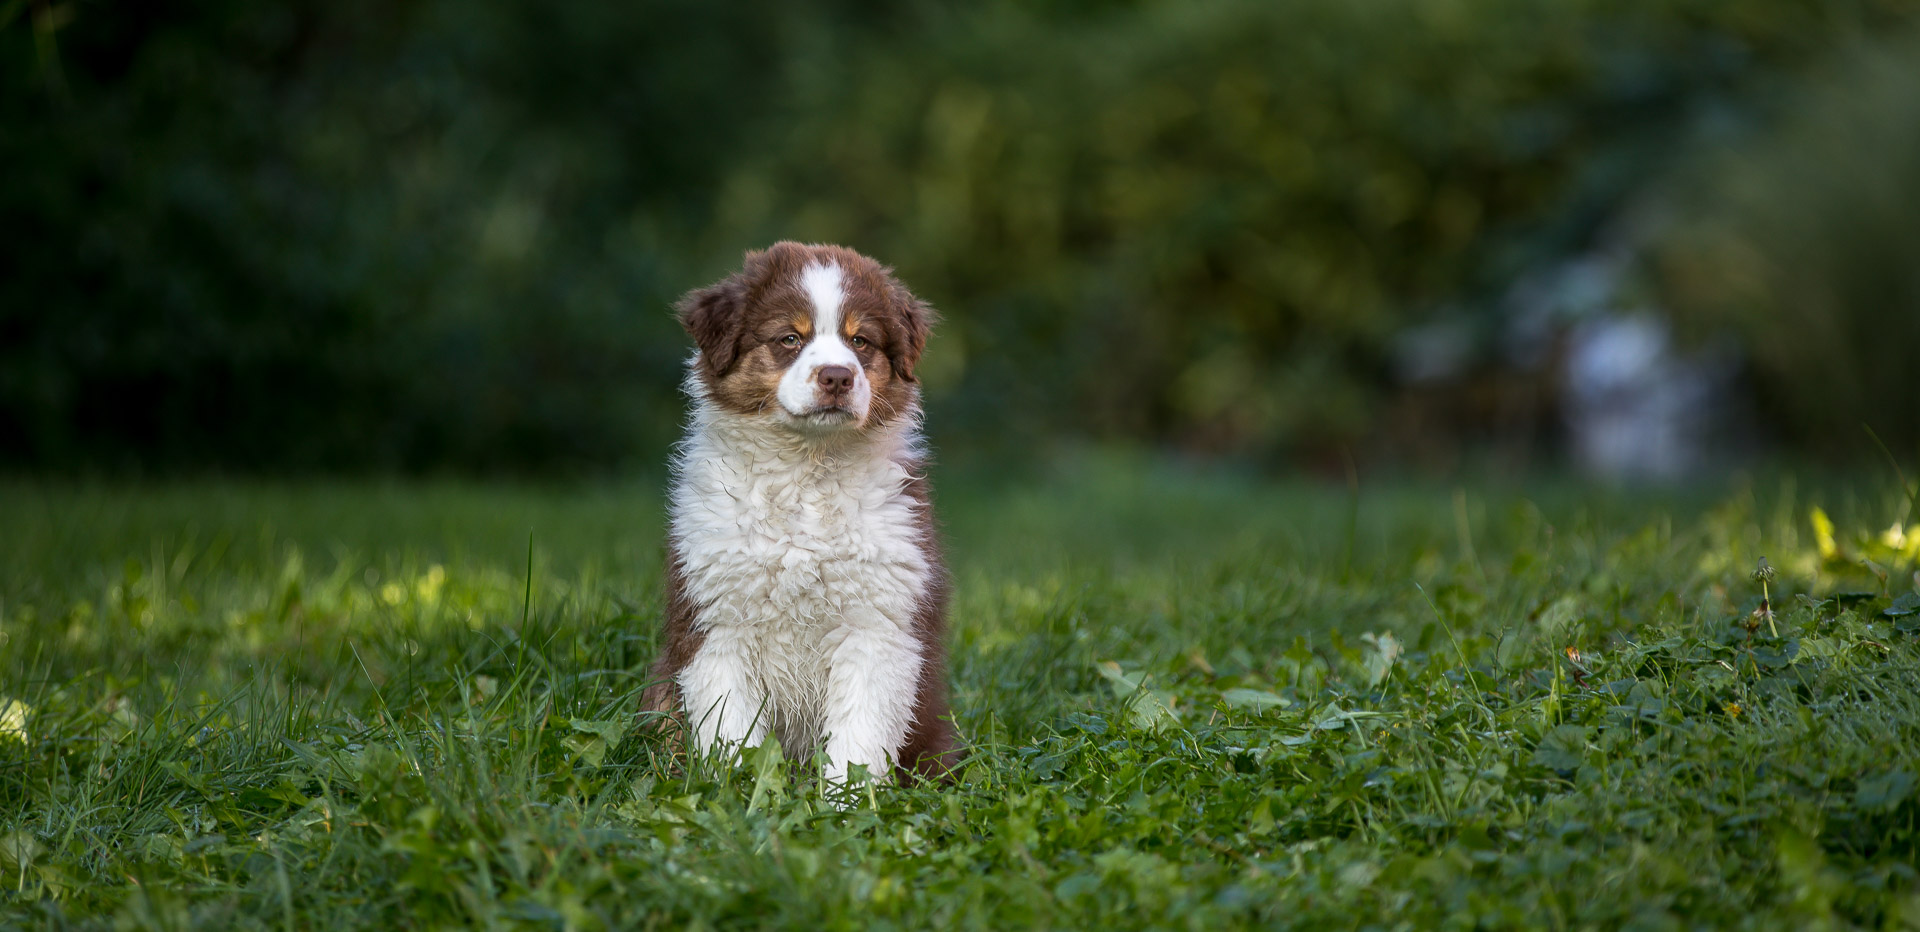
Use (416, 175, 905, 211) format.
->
(777, 261, 871, 424)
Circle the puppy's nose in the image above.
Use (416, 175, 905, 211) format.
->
(816, 365, 854, 395)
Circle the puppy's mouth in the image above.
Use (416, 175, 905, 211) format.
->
(785, 404, 861, 430)
(805, 405, 856, 422)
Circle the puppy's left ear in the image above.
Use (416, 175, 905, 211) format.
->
(885, 283, 938, 384)
(676, 278, 748, 379)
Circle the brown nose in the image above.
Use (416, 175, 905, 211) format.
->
(816, 365, 854, 395)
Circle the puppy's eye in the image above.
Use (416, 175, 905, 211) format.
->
(780, 333, 802, 347)
(849, 335, 868, 349)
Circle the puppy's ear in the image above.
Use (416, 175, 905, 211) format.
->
(676, 277, 749, 379)
(679, 247, 785, 378)
(884, 283, 938, 384)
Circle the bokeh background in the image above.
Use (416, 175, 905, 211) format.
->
(5, 0, 1918, 479)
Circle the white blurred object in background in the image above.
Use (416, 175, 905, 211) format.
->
(1561, 313, 1728, 481)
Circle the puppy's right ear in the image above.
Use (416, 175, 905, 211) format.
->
(676, 278, 748, 379)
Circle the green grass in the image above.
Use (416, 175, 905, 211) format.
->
(3, 458, 1920, 929)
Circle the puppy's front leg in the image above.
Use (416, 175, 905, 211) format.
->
(821, 621, 923, 786)
(678, 627, 770, 760)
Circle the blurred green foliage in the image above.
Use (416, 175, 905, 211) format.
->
(732, 0, 1920, 455)
(2, 0, 833, 472)
(1654, 29, 1920, 456)
(3, 0, 1915, 472)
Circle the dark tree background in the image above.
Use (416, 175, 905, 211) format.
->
(4, 0, 1917, 475)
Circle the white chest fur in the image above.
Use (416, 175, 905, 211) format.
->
(669, 393, 932, 772)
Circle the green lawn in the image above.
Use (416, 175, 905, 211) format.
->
(3, 459, 1919, 929)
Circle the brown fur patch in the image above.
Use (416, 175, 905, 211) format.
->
(639, 550, 706, 750)
(893, 466, 965, 783)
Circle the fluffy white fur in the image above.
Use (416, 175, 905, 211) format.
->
(669, 271, 931, 784)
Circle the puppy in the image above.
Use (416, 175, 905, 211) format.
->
(642, 242, 960, 785)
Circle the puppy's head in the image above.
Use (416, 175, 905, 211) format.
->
(677, 242, 933, 434)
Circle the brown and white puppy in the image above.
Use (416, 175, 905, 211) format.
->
(641, 242, 960, 785)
